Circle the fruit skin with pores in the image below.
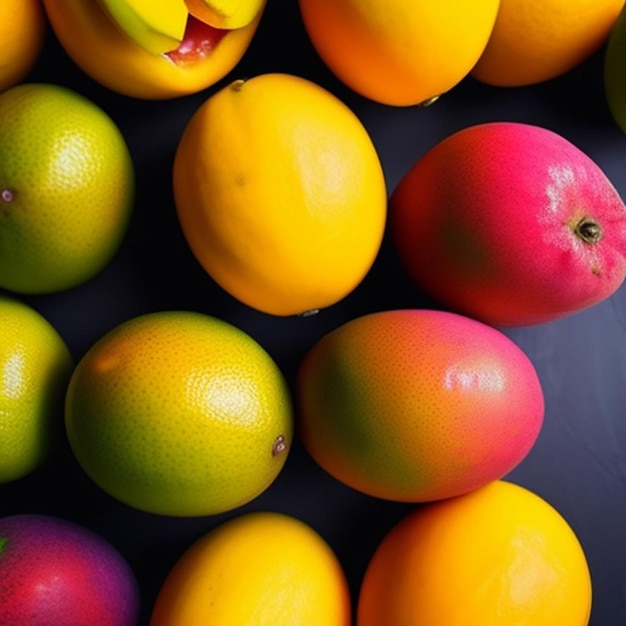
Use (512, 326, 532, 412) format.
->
(297, 0, 500, 106)
(65, 310, 293, 517)
(0, 514, 140, 626)
(0, 295, 74, 483)
(296, 309, 544, 503)
(0, 0, 46, 93)
(173, 73, 386, 316)
(150, 511, 352, 626)
(471, 0, 624, 87)
(0, 83, 134, 294)
(391, 122, 626, 327)
(42, 0, 265, 99)
(357, 480, 592, 626)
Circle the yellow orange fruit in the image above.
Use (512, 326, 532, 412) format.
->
(471, 0, 625, 86)
(298, 0, 500, 106)
(173, 72, 387, 316)
(296, 309, 544, 502)
(0, 0, 46, 94)
(42, 0, 265, 99)
(357, 480, 592, 625)
(65, 311, 293, 517)
(0, 295, 74, 483)
(0, 83, 134, 294)
(150, 511, 352, 625)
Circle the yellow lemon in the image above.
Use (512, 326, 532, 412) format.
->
(0, 83, 134, 294)
(173, 72, 387, 316)
(64, 310, 293, 517)
(150, 511, 352, 625)
(0, 0, 46, 93)
(0, 295, 74, 483)
(358, 480, 592, 625)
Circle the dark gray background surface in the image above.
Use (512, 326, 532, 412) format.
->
(3, 3, 626, 624)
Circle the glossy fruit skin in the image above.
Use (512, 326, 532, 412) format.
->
(65, 311, 293, 517)
(0, 296, 74, 483)
(391, 122, 626, 327)
(298, 0, 499, 106)
(150, 512, 352, 625)
(0, 514, 139, 626)
(0, 0, 46, 93)
(297, 309, 544, 503)
(471, 0, 624, 87)
(605, 3, 626, 132)
(184, 0, 265, 29)
(0, 83, 134, 294)
(357, 480, 592, 626)
(173, 73, 386, 316)
(42, 0, 264, 99)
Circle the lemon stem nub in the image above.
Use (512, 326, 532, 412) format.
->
(419, 95, 440, 107)
(1, 189, 14, 202)
(272, 434, 287, 456)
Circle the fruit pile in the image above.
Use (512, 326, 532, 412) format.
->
(1, 0, 625, 624)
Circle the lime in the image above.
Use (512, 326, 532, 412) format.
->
(65, 310, 293, 517)
(0, 83, 134, 293)
(0, 295, 74, 483)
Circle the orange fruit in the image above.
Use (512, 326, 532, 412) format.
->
(296, 309, 544, 502)
(297, 0, 500, 106)
(357, 480, 592, 625)
(0, 0, 46, 93)
(0, 83, 134, 294)
(471, 0, 625, 86)
(0, 295, 74, 483)
(150, 511, 352, 625)
(64, 310, 293, 517)
(42, 0, 265, 99)
(173, 72, 386, 316)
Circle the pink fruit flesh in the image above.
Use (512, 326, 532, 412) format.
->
(391, 122, 626, 326)
(166, 15, 228, 64)
(0, 515, 139, 626)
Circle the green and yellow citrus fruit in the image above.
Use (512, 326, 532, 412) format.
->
(358, 480, 592, 625)
(0, 295, 74, 483)
(65, 310, 293, 517)
(605, 3, 626, 132)
(0, 83, 134, 294)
